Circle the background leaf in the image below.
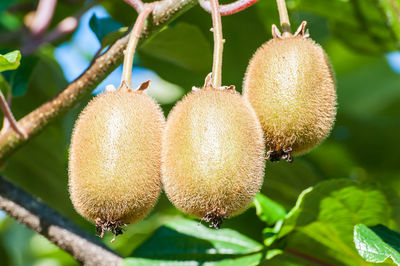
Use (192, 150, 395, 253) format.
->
(140, 22, 212, 72)
(89, 14, 125, 48)
(1, 55, 39, 97)
(289, 0, 400, 53)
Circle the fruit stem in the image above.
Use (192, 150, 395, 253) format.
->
(121, 4, 154, 90)
(199, 0, 259, 16)
(276, 0, 291, 34)
(210, 0, 224, 88)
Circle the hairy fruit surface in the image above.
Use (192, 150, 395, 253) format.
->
(243, 36, 336, 161)
(68, 89, 165, 237)
(162, 87, 265, 228)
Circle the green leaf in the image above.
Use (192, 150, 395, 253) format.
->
(122, 253, 263, 266)
(354, 224, 400, 264)
(208, 253, 263, 265)
(89, 14, 126, 48)
(252, 193, 286, 247)
(265, 249, 283, 260)
(122, 258, 198, 266)
(253, 193, 286, 226)
(131, 219, 263, 262)
(100, 27, 128, 49)
(139, 22, 212, 72)
(278, 179, 400, 265)
(0, 50, 21, 72)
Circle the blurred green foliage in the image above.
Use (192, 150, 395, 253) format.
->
(0, 0, 400, 265)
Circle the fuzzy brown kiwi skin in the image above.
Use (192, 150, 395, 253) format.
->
(243, 35, 336, 162)
(68, 89, 165, 238)
(162, 87, 265, 228)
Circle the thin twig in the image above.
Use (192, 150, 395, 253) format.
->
(30, 0, 58, 36)
(45, 17, 79, 43)
(121, 4, 154, 90)
(22, 2, 94, 55)
(124, 0, 144, 13)
(199, 0, 259, 16)
(22, 16, 79, 54)
(0, 175, 123, 266)
(276, 0, 291, 34)
(0, 90, 27, 139)
(0, 0, 197, 162)
(210, 0, 224, 88)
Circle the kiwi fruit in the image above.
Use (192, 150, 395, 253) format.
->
(162, 86, 265, 228)
(243, 23, 336, 162)
(68, 87, 165, 239)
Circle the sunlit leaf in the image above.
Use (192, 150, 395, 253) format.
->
(0, 50, 21, 72)
(253, 193, 286, 226)
(354, 224, 400, 264)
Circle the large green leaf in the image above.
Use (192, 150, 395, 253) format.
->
(122, 253, 263, 266)
(354, 224, 400, 264)
(0, 50, 20, 72)
(278, 179, 400, 265)
(139, 22, 212, 72)
(130, 219, 263, 263)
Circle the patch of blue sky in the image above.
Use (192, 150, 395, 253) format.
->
(386, 51, 400, 74)
(54, 5, 183, 103)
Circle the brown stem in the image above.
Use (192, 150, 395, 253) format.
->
(210, 0, 224, 88)
(0, 0, 197, 162)
(121, 4, 154, 90)
(0, 90, 27, 139)
(199, 0, 259, 16)
(124, 0, 144, 13)
(0, 175, 122, 265)
(276, 0, 291, 34)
